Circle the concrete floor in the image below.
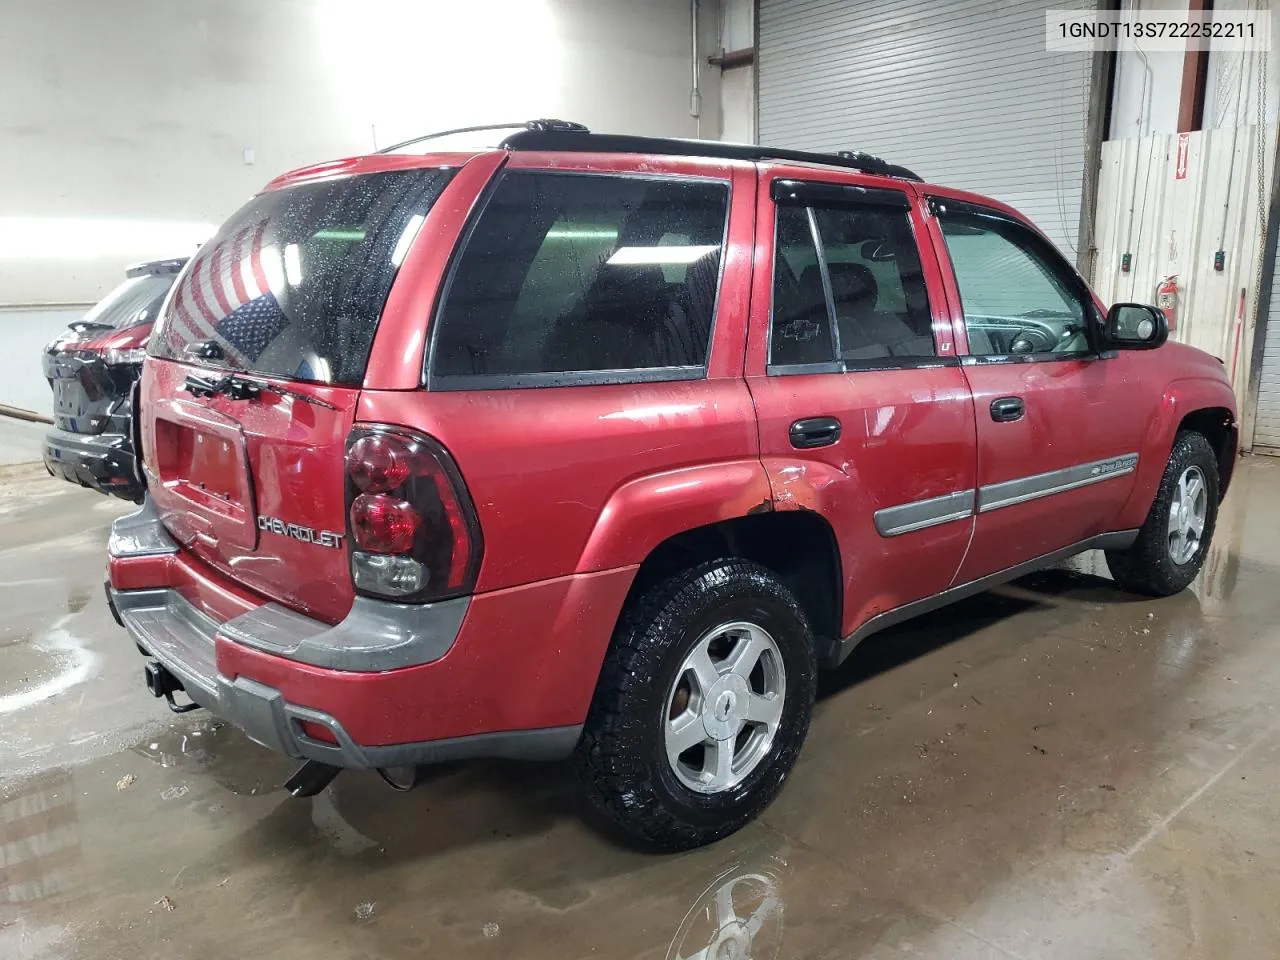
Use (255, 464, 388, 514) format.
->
(2, 458, 1280, 960)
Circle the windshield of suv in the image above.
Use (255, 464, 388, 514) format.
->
(82, 273, 177, 331)
(149, 167, 454, 385)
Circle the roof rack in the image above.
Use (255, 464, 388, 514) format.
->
(375, 119, 588, 155)
(499, 124, 922, 182)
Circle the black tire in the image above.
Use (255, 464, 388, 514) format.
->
(574, 559, 817, 851)
(1106, 431, 1219, 596)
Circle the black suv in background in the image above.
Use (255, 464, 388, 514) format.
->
(43, 258, 185, 501)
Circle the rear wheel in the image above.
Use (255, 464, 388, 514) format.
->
(1106, 431, 1219, 596)
(575, 560, 816, 851)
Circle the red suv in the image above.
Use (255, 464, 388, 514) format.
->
(107, 122, 1237, 850)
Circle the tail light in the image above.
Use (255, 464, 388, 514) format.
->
(103, 347, 147, 366)
(344, 425, 482, 602)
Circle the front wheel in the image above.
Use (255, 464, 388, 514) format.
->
(574, 560, 816, 851)
(1106, 431, 1220, 596)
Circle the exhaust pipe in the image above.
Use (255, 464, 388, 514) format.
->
(377, 765, 420, 791)
(285, 760, 343, 798)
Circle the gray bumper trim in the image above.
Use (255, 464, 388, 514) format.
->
(108, 498, 178, 558)
(109, 584, 581, 769)
(219, 594, 469, 672)
(108, 498, 468, 671)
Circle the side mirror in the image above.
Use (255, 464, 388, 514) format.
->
(1104, 303, 1168, 350)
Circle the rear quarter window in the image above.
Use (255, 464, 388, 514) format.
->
(428, 171, 730, 389)
(150, 168, 453, 385)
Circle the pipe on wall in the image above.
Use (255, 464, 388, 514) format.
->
(691, 0, 702, 133)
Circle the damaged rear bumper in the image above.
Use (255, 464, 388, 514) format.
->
(106, 500, 583, 769)
(44, 427, 143, 501)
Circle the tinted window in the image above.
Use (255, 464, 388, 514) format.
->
(770, 206, 835, 366)
(769, 195, 933, 368)
(939, 213, 1090, 357)
(431, 172, 729, 384)
(150, 168, 454, 385)
(812, 206, 934, 360)
(84, 273, 176, 330)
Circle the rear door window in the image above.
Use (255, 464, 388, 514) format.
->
(811, 206, 935, 362)
(429, 171, 730, 388)
(768, 184, 934, 370)
(150, 168, 454, 385)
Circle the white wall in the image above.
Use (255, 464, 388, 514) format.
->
(1203, 0, 1280, 130)
(1092, 124, 1278, 435)
(0, 309, 80, 421)
(717, 0, 755, 143)
(0, 0, 716, 306)
(1107, 0, 1188, 139)
(1108, 0, 1280, 138)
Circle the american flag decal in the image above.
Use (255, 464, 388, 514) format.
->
(166, 220, 289, 364)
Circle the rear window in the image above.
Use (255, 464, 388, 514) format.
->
(150, 168, 454, 385)
(428, 171, 730, 388)
(84, 273, 176, 330)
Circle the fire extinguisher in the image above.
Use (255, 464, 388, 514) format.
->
(1156, 275, 1179, 332)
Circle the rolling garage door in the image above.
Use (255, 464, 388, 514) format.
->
(758, 0, 1095, 255)
(1253, 250, 1280, 450)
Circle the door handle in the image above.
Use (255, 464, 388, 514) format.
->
(789, 416, 842, 449)
(990, 397, 1025, 422)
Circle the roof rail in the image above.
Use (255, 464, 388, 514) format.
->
(499, 128, 922, 182)
(375, 119, 588, 155)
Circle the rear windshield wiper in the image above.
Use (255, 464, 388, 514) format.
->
(182, 372, 338, 410)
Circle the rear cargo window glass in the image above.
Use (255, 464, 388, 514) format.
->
(150, 168, 454, 385)
(84, 273, 176, 330)
(430, 171, 729, 386)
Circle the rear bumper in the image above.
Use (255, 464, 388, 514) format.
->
(106, 581, 579, 768)
(43, 427, 142, 501)
(106, 501, 633, 768)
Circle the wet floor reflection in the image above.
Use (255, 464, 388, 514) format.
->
(0, 771, 81, 907)
(2, 462, 1280, 958)
(665, 866, 785, 960)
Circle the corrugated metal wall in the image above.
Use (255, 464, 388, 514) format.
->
(757, 0, 1094, 254)
(1092, 124, 1278, 436)
(1254, 250, 1280, 449)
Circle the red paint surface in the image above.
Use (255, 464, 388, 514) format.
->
(744, 164, 977, 634)
(114, 144, 1240, 751)
(141, 359, 360, 623)
(215, 564, 636, 744)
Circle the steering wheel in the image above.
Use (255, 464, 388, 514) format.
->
(1009, 313, 1084, 354)
(1009, 326, 1057, 353)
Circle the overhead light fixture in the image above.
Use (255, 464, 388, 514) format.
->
(313, 228, 366, 241)
(545, 228, 618, 240)
(283, 243, 303, 286)
(606, 245, 718, 266)
(391, 214, 426, 266)
(259, 243, 285, 295)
